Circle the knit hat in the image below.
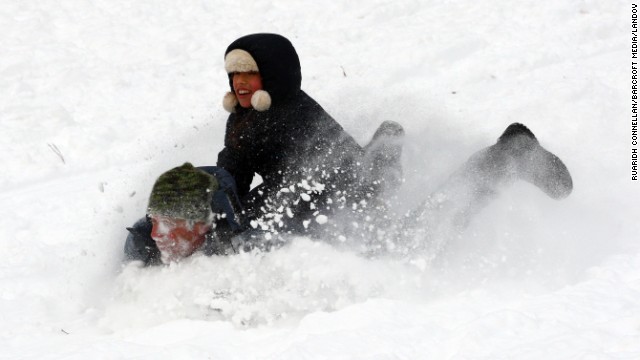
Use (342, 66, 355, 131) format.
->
(147, 163, 218, 221)
(222, 33, 302, 113)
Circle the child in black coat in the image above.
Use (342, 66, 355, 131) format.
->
(215, 33, 573, 250)
(217, 33, 404, 235)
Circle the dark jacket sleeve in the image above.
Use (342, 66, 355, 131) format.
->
(216, 113, 255, 198)
(124, 217, 161, 266)
(217, 146, 254, 198)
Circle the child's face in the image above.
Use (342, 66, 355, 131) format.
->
(150, 215, 211, 263)
(232, 71, 263, 108)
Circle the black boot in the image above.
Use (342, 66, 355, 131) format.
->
(496, 123, 573, 199)
(363, 120, 405, 194)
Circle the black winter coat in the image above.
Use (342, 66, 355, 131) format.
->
(218, 91, 364, 198)
(217, 34, 366, 227)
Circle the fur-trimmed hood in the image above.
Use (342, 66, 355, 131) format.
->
(222, 33, 302, 112)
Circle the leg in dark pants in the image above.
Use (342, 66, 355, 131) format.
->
(404, 123, 572, 255)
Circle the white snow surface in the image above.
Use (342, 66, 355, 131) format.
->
(1, 0, 638, 359)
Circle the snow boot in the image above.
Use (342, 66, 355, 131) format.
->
(362, 120, 405, 193)
(495, 123, 573, 199)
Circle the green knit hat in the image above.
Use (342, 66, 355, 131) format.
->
(147, 163, 218, 221)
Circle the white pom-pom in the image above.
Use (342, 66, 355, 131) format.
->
(222, 92, 238, 113)
(251, 90, 271, 111)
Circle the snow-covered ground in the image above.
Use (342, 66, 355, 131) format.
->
(1, 0, 638, 358)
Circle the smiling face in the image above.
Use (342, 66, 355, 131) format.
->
(150, 215, 211, 263)
(232, 71, 263, 108)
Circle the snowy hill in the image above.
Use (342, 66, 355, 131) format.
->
(1, 0, 638, 359)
